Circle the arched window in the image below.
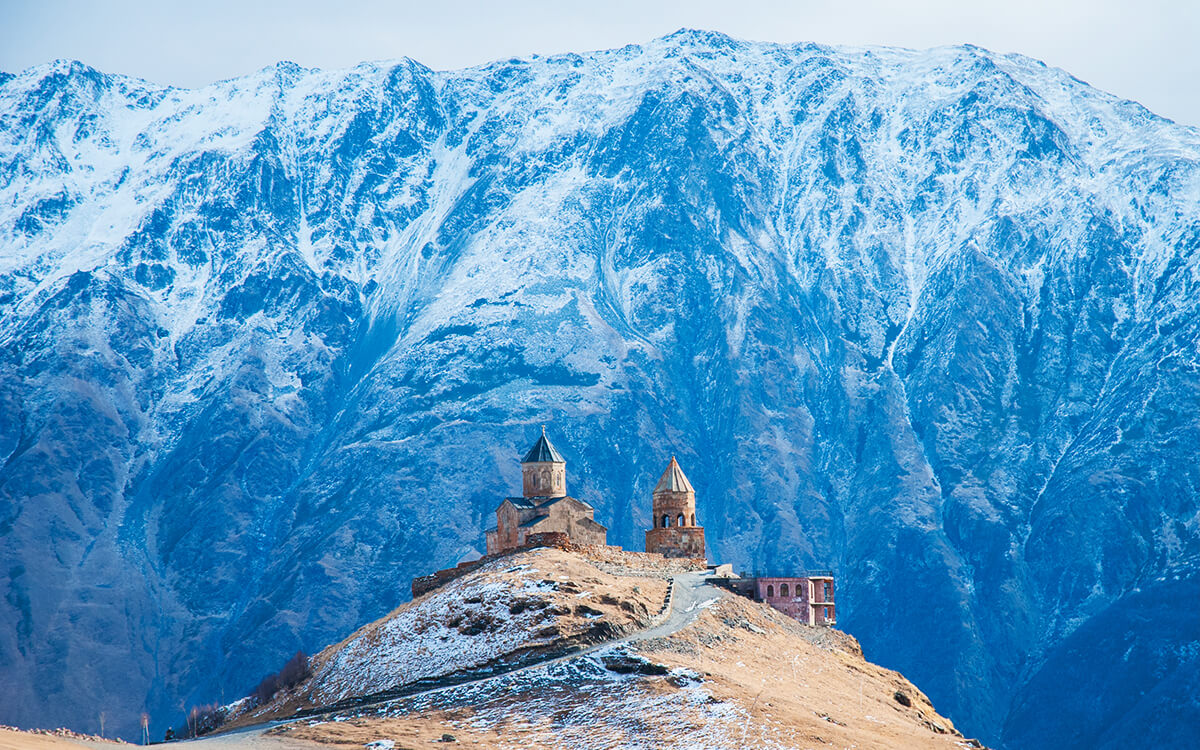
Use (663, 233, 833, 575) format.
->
(766, 584, 774, 598)
(691, 513, 696, 526)
(662, 514, 670, 528)
(781, 583, 789, 597)
(677, 513, 685, 527)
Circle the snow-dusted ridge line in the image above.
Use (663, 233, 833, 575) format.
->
(1, 29, 1198, 749)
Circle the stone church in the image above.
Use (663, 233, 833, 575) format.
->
(644, 456, 706, 559)
(484, 429, 608, 555)
(484, 429, 706, 561)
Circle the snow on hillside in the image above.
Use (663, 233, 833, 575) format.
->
(313, 564, 555, 701)
(263, 579, 969, 750)
(244, 548, 669, 712)
(2, 29, 1199, 749)
(325, 647, 773, 750)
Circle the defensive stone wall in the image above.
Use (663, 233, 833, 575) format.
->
(571, 542, 705, 578)
(412, 533, 576, 597)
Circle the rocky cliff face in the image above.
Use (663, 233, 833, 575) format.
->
(0, 30, 1197, 748)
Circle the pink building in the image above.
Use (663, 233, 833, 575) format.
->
(723, 574, 835, 626)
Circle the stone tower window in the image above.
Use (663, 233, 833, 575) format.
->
(767, 584, 775, 598)
(677, 513, 685, 527)
(781, 583, 789, 597)
(661, 514, 670, 528)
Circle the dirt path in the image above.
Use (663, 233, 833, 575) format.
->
(170, 725, 304, 750)
(0, 728, 314, 750)
(629, 570, 724, 641)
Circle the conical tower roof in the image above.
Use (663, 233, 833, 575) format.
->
(521, 426, 565, 463)
(654, 456, 695, 493)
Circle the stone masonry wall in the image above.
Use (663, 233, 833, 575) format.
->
(650, 489, 696, 529)
(645, 526, 706, 559)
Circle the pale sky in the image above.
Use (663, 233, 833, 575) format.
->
(2, 0, 1197, 127)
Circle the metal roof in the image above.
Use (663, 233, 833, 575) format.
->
(521, 426, 565, 463)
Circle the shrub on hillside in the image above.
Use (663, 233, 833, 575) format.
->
(167, 703, 224, 739)
(279, 650, 312, 687)
(251, 650, 311, 706)
(189, 704, 222, 736)
(253, 673, 281, 705)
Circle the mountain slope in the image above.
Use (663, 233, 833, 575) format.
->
(0, 30, 1198, 748)
(233, 546, 975, 750)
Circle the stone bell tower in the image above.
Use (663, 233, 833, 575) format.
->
(521, 426, 567, 498)
(645, 456, 706, 559)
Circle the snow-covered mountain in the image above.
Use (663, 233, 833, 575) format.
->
(0, 29, 1197, 749)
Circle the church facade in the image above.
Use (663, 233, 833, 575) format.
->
(484, 429, 608, 555)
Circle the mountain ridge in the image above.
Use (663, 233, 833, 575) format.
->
(1, 30, 1198, 749)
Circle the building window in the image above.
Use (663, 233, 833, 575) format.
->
(677, 513, 685, 527)
(780, 583, 789, 597)
(662, 514, 670, 528)
(691, 513, 696, 526)
(766, 584, 774, 598)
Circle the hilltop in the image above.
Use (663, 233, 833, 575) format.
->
(196, 546, 978, 749)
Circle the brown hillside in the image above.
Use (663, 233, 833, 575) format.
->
(205, 546, 983, 749)
(224, 546, 683, 729)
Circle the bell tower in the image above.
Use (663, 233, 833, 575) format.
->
(645, 456, 706, 559)
(521, 426, 566, 498)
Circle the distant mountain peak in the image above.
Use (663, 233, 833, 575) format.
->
(0, 35, 1196, 750)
